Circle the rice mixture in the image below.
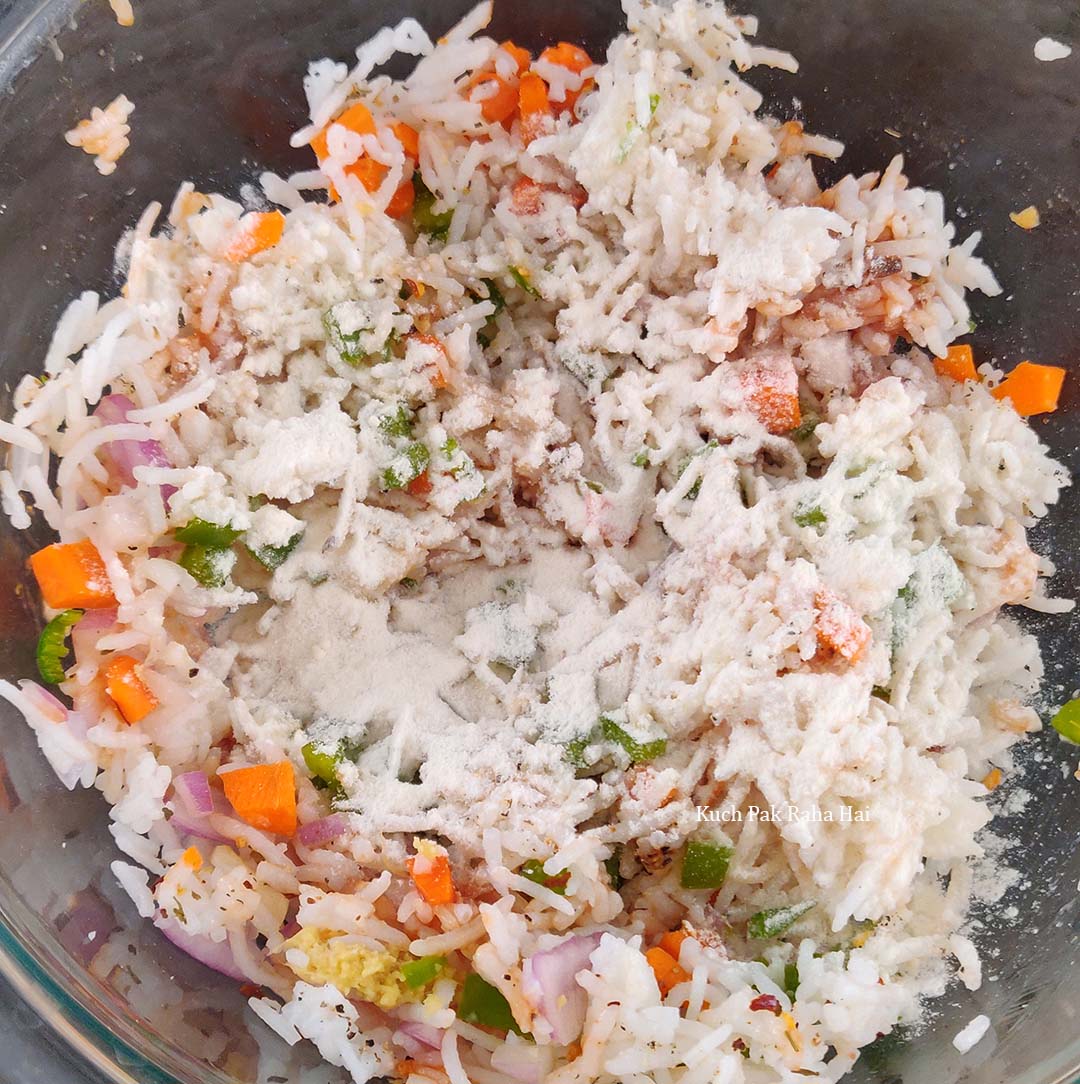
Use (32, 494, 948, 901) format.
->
(1, 2, 1072, 1081)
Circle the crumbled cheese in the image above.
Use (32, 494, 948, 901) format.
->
(227, 402, 356, 502)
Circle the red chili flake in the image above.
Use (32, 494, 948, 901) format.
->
(239, 983, 263, 997)
(732, 1038, 747, 1052)
(749, 993, 782, 1015)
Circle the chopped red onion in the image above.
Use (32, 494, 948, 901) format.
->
(155, 916, 246, 981)
(394, 1020, 444, 1051)
(65, 709, 90, 740)
(70, 607, 116, 663)
(94, 393, 175, 497)
(173, 771, 215, 816)
(521, 932, 602, 1045)
(18, 679, 68, 722)
(296, 813, 348, 847)
(490, 1037, 555, 1084)
(166, 802, 230, 843)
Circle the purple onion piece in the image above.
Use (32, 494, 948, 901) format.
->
(394, 1020, 444, 1051)
(296, 813, 348, 848)
(521, 932, 603, 1046)
(94, 393, 174, 496)
(155, 916, 247, 981)
(165, 803, 231, 844)
(18, 679, 68, 721)
(490, 1038, 555, 1084)
(173, 770, 215, 816)
(70, 606, 117, 664)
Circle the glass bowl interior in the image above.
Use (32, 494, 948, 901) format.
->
(0, 0, 1078, 1082)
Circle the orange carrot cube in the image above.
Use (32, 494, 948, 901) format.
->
(29, 540, 116, 609)
(222, 210, 285, 263)
(103, 654, 159, 724)
(934, 343, 978, 383)
(645, 946, 691, 996)
(991, 360, 1065, 416)
(221, 761, 297, 837)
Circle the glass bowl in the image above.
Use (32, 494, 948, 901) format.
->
(0, 0, 1077, 1082)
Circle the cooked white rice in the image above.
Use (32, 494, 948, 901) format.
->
(2, 1, 1071, 1082)
(64, 94, 135, 175)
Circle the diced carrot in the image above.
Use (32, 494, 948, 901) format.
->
(500, 41, 532, 73)
(658, 929, 691, 961)
(645, 946, 690, 997)
(469, 71, 521, 124)
(406, 850, 456, 906)
(103, 654, 160, 724)
(982, 767, 1003, 791)
(336, 102, 377, 136)
(221, 761, 297, 837)
(814, 589, 871, 665)
(407, 471, 433, 498)
(934, 343, 978, 383)
(539, 43, 595, 115)
(386, 179, 416, 219)
(511, 176, 545, 216)
(391, 121, 420, 161)
(222, 210, 286, 263)
(740, 365, 801, 434)
(30, 540, 116, 609)
(991, 360, 1066, 416)
(310, 101, 378, 160)
(181, 845, 203, 871)
(346, 156, 389, 193)
(539, 42, 594, 74)
(518, 72, 553, 144)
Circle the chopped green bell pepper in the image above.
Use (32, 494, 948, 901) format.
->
(680, 840, 733, 890)
(518, 859, 569, 895)
(600, 716, 666, 764)
(413, 177, 453, 241)
(174, 517, 243, 547)
(456, 973, 523, 1035)
(1052, 698, 1080, 744)
(747, 901, 815, 939)
(247, 530, 304, 571)
(178, 544, 234, 588)
(401, 955, 446, 989)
